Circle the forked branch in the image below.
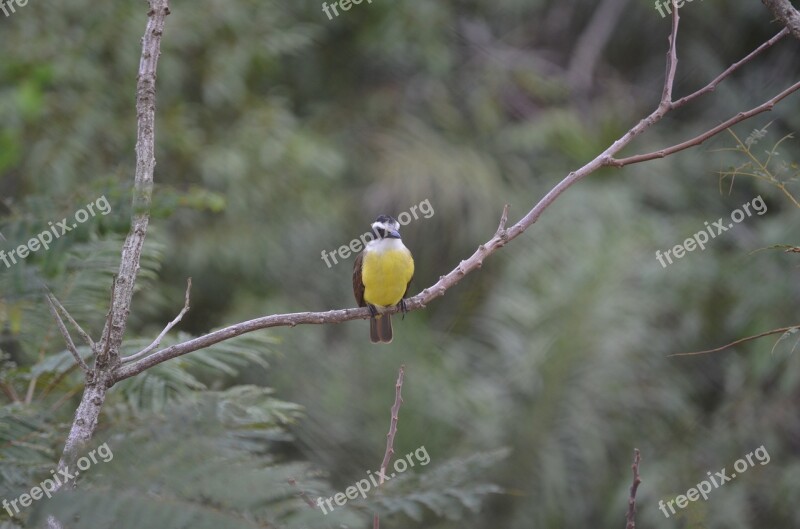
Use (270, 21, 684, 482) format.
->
(113, 1, 800, 383)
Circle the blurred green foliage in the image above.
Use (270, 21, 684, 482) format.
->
(1, 0, 800, 527)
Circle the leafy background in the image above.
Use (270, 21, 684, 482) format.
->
(1, 0, 799, 527)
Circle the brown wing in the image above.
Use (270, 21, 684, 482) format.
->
(353, 250, 366, 307)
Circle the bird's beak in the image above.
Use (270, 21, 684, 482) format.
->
(387, 229, 401, 239)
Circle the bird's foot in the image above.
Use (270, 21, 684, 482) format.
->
(398, 299, 408, 320)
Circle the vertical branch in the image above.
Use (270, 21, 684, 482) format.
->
(53, 0, 171, 491)
(97, 0, 170, 368)
(625, 449, 642, 529)
(661, 0, 680, 106)
(373, 365, 406, 529)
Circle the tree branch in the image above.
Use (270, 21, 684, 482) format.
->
(122, 277, 191, 364)
(113, 9, 800, 383)
(373, 365, 405, 529)
(625, 449, 642, 529)
(45, 296, 91, 375)
(52, 0, 171, 495)
(661, 0, 680, 106)
(671, 28, 788, 108)
(97, 0, 170, 368)
(669, 323, 800, 356)
(607, 79, 800, 167)
(763, 0, 800, 41)
(44, 292, 96, 351)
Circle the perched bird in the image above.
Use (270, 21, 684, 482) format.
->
(353, 215, 414, 343)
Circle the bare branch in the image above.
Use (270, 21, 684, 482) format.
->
(114, 25, 800, 383)
(625, 449, 642, 529)
(98, 0, 171, 367)
(122, 277, 192, 364)
(379, 365, 405, 484)
(374, 365, 406, 529)
(44, 292, 96, 351)
(495, 204, 510, 236)
(45, 296, 91, 375)
(763, 0, 800, 40)
(669, 323, 800, 357)
(52, 0, 171, 504)
(607, 80, 800, 167)
(672, 28, 788, 108)
(661, 0, 680, 106)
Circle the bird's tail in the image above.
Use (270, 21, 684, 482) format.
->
(370, 314, 393, 344)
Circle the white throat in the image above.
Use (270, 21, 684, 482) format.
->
(366, 238, 406, 253)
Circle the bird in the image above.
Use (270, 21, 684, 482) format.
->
(353, 215, 415, 343)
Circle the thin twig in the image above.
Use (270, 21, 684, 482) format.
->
(45, 296, 91, 374)
(44, 292, 96, 351)
(625, 449, 641, 529)
(495, 204, 510, 237)
(672, 28, 788, 108)
(608, 80, 800, 167)
(661, 0, 680, 106)
(373, 365, 406, 529)
(669, 323, 800, 356)
(122, 278, 192, 364)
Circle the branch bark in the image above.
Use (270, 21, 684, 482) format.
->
(763, 0, 800, 40)
(52, 0, 171, 492)
(45, 295, 91, 375)
(373, 365, 406, 529)
(121, 277, 191, 363)
(625, 449, 642, 529)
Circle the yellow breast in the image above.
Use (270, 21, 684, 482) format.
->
(362, 246, 414, 308)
